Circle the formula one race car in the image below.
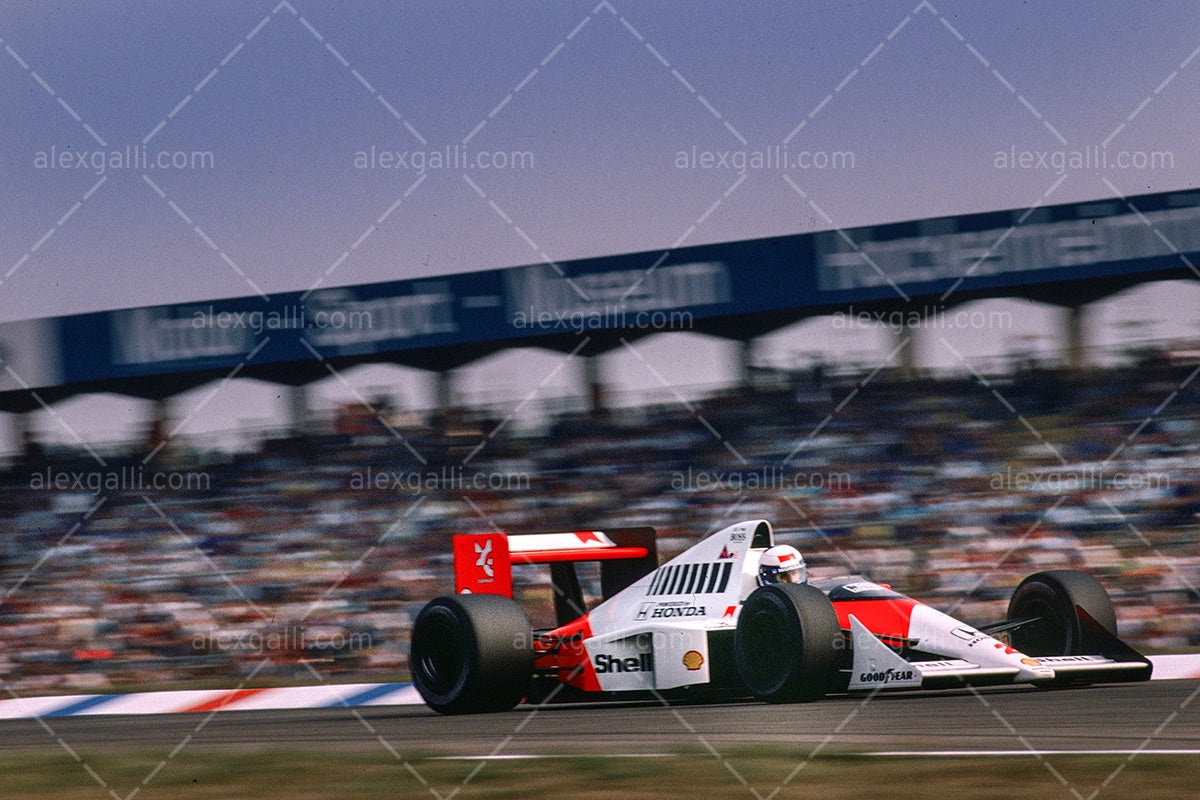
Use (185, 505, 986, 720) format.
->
(409, 520, 1151, 714)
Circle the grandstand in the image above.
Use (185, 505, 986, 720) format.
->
(2, 188, 1199, 690)
(1, 187, 1198, 449)
(1, 355, 1198, 691)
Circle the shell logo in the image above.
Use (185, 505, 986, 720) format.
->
(682, 650, 704, 671)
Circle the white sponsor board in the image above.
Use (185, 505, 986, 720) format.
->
(0, 319, 61, 392)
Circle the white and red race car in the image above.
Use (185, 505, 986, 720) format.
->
(409, 520, 1151, 714)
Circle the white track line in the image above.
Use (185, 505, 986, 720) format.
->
(429, 754, 675, 760)
(869, 750, 1200, 757)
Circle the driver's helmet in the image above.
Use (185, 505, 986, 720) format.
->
(757, 545, 807, 586)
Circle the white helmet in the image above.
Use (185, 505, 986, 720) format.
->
(757, 545, 807, 586)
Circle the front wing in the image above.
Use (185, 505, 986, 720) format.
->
(846, 616, 1152, 692)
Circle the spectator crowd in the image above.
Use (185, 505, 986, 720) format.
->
(1, 356, 1199, 692)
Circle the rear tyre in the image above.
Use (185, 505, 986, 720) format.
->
(1007, 569, 1117, 657)
(410, 594, 533, 714)
(733, 583, 840, 703)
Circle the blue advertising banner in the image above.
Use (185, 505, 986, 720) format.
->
(40, 187, 1200, 390)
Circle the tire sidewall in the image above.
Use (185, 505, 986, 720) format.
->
(410, 594, 532, 714)
(734, 583, 839, 703)
(735, 585, 805, 697)
(411, 599, 479, 708)
(1007, 570, 1117, 657)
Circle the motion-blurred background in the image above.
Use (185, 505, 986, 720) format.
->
(2, 349, 1199, 692)
(2, 2, 1200, 693)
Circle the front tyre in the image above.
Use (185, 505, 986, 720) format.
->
(410, 594, 533, 714)
(1007, 569, 1117, 657)
(734, 583, 840, 703)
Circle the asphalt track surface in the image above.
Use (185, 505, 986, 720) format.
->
(1, 680, 1198, 756)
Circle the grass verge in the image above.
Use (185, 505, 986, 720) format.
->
(0, 746, 1197, 799)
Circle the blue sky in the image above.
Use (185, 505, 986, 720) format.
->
(2, 1, 1199, 445)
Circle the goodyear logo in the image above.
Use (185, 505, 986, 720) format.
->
(646, 561, 734, 596)
(858, 668, 914, 684)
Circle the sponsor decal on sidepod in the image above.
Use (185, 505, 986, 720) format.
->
(593, 652, 654, 674)
(636, 601, 707, 620)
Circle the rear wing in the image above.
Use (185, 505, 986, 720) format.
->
(453, 528, 658, 626)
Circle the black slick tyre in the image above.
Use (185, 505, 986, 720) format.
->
(733, 583, 840, 703)
(410, 593, 533, 714)
(1007, 569, 1118, 657)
